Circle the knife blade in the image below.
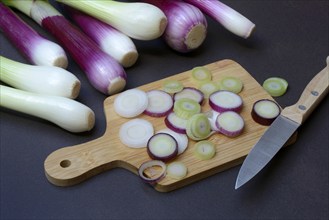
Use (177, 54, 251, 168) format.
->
(235, 57, 329, 189)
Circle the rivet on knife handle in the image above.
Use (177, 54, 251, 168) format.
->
(281, 58, 329, 124)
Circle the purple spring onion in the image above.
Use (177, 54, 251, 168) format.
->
(0, 2, 67, 68)
(3, 0, 127, 95)
(183, 0, 256, 38)
(57, 0, 167, 41)
(65, 6, 138, 68)
(145, 0, 208, 53)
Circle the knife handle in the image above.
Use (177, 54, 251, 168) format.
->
(282, 57, 329, 124)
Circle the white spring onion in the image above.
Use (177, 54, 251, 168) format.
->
(145, 0, 208, 53)
(183, 0, 256, 38)
(56, 0, 167, 41)
(0, 56, 80, 99)
(0, 2, 67, 68)
(3, 0, 127, 95)
(0, 85, 95, 133)
(65, 6, 138, 68)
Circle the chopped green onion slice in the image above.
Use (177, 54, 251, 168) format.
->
(186, 113, 211, 140)
(198, 81, 219, 98)
(194, 140, 216, 160)
(191, 66, 212, 84)
(174, 98, 201, 119)
(162, 80, 184, 93)
(262, 77, 288, 97)
(217, 76, 243, 94)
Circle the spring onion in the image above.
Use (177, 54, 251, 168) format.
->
(217, 76, 243, 94)
(144, 90, 173, 117)
(204, 110, 220, 132)
(157, 128, 189, 155)
(0, 56, 80, 99)
(3, 0, 127, 95)
(193, 140, 216, 160)
(198, 81, 220, 98)
(166, 162, 188, 180)
(162, 80, 184, 94)
(144, 0, 207, 53)
(0, 85, 95, 133)
(215, 111, 244, 137)
(183, 0, 256, 38)
(186, 113, 213, 140)
(147, 133, 178, 162)
(65, 6, 138, 68)
(251, 99, 281, 126)
(173, 87, 204, 104)
(209, 90, 243, 113)
(262, 77, 288, 97)
(119, 118, 154, 148)
(191, 66, 212, 84)
(138, 160, 167, 185)
(0, 2, 67, 68)
(56, 0, 167, 41)
(164, 112, 188, 134)
(174, 98, 201, 119)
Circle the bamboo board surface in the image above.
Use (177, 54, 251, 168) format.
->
(44, 59, 296, 192)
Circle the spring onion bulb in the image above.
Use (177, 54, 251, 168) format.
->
(183, 0, 255, 38)
(56, 0, 167, 41)
(0, 85, 95, 133)
(145, 0, 207, 52)
(0, 2, 67, 68)
(3, 0, 127, 95)
(0, 56, 80, 99)
(65, 6, 138, 68)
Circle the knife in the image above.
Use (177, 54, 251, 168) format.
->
(235, 57, 329, 189)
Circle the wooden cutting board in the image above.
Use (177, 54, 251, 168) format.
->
(44, 59, 296, 192)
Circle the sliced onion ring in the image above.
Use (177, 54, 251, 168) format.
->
(167, 161, 188, 180)
(251, 99, 281, 125)
(173, 87, 204, 104)
(164, 111, 187, 134)
(144, 90, 173, 117)
(209, 90, 243, 113)
(147, 133, 178, 162)
(138, 160, 166, 185)
(215, 111, 244, 137)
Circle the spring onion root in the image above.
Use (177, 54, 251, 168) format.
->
(145, 0, 207, 52)
(0, 85, 95, 133)
(57, 0, 167, 40)
(183, 0, 255, 38)
(0, 2, 67, 67)
(0, 56, 80, 99)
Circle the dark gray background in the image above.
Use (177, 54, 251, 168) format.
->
(1, 0, 328, 219)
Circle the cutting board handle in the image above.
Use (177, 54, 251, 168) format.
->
(282, 57, 329, 124)
(43, 136, 139, 186)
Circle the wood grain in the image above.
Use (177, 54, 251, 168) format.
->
(44, 59, 297, 192)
